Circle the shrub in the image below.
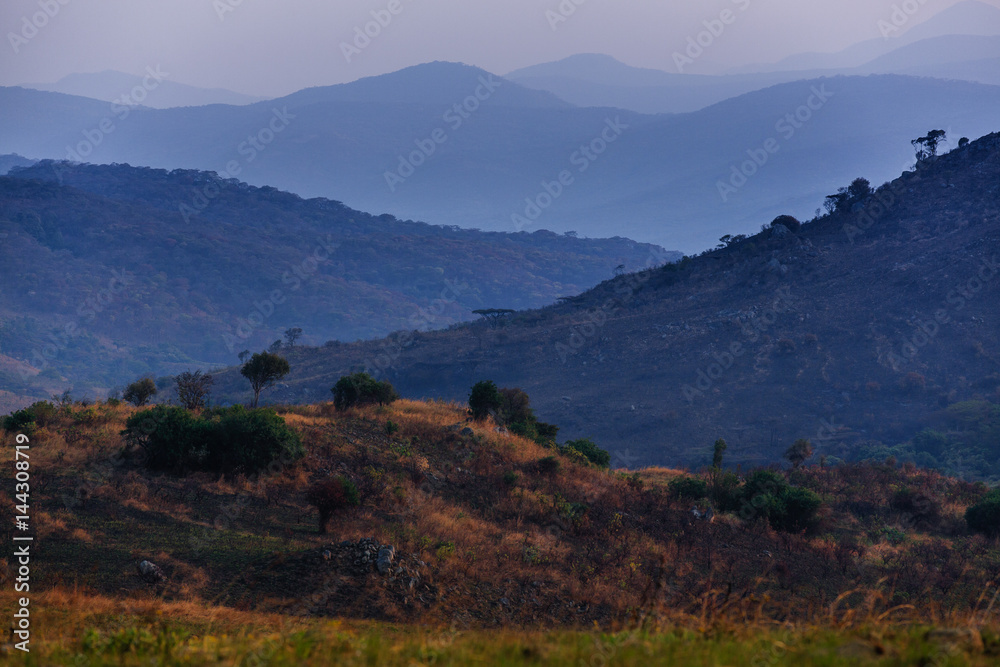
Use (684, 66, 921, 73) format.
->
(305, 477, 360, 534)
(563, 438, 611, 468)
(966, 490, 1000, 537)
(331, 372, 399, 411)
(784, 439, 814, 469)
(2, 401, 60, 434)
(468, 380, 502, 421)
(710, 471, 742, 512)
(669, 476, 708, 501)
(502, 470, 519, 486)
(121, 405, 303, 474)
(889, 485, 940, 525)
(770, 215, 801, 232)
(123, 378, 157, 407)
(537, 456, 561, 475)
(770, 487, 823, 533)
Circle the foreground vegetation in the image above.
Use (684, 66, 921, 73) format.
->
(1, 397, 999, 663)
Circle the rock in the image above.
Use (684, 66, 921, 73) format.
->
(137, 560, 166, 584)
(377, 545, 396, 574)
(771, 223, 790, 238)
(321, 550, 332, 561)
(460, 427, 474, 436)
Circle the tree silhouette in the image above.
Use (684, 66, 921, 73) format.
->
(241, 352, 290, 408)
(284, 327, 303, 348)
(912, 129, 946, 163)
(123, 378, 157, 407)
(784, 438, 814, 469)
(175, 370, 213, 410)
(473, 308, 516, 329)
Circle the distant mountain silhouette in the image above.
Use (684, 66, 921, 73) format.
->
(1, 64, 999, 253)
(20, 70, 264, 108)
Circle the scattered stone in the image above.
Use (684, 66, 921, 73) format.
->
(771, 223, 791, 238)
(137, 560, 166, 584)
(377, 545, 396, 574)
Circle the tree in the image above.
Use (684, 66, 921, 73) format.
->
(564, 438, 611, 468)
(241, 352, 290, 408)
(824, 178, 872, 215)
(784, 439, 814, 469)
(958, 137, 969, 148)
(123, 378, 157, 407)
(268, 339, 283, 353)
(966, 490, 1000, 537)
(847, 177, 872, 201)
(331, 372, 399, 410)
(912, 129, 946, 163)
(468, 380, 502, 421)
(284, 327, 303, 348)
(498, 387, 534, 426)
(175, 370, 213, 410)
(306, 477, 360, 534)
(712, 438, 728, 470)
(472, 309, 516, 329)
(238, 349, 251, 364)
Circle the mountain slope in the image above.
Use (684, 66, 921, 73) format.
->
(2, 66, 998, 253)
(211, 133, 1000, 473)
(20, 70, 264, 108)
(0, 161, 673, 405)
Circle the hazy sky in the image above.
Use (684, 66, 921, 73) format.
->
(2, 0, 998, 96)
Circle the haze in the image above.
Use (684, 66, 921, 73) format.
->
(3, 0, 999, 96)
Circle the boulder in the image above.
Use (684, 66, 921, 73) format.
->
(377, 545, 396, 574)
(137, 560, 166, 584)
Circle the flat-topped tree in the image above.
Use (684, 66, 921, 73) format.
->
(241, 352, 290, 408)
(473, 308, 516, 329)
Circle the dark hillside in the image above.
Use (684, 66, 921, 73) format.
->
(212, 133, 1000, 475)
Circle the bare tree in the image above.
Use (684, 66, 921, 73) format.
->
(175, 370, 213, 410)
(284, 327, 303, 348)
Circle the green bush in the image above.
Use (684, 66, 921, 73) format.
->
(537, 456, 561, 475)
(468, 380, 502, 421)
(563, 438, 611, 468)
(122, 405, 303, 475)
(669, 476, 708, 501)
(769, 487, 823, 533)
(966, 490, 1000, 537)
(2, 401, 59, 434)
(331, 372, 399, 411)
(305, 476, 360, 533)
(710, 471, 743, 512)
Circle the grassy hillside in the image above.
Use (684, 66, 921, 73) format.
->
(212, 132, 1000, 475)
(2, 397, 999, 663)
(0, 161, 672, 407)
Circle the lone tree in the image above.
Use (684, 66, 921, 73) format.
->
(238, 349, 251, 364)
(241, 352, 290, 408)
(306, 477, 360, 534)
(784, 438, 814, 469)
(912, 129, 946, 163)
(284, 327, 303, 348)
(175, 370, 213, 410)
(331, 372, 399, 410)
(712, 438, 728, 470)
(473, 308, 516, 329)
(468, 380, 502, 421)
(268, 339, 283, 353)
(123, 378, 157, 407)
(824, 177, 873, 214)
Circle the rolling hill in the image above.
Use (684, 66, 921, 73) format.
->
(209, 132, 1000, 475)
(0, 161, 672, 407)
(1, 63, 998, 252)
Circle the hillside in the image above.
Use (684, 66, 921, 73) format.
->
(211, 132, 1000, 476)
(3, 65, 1000, 251)
(2, 398, 998, 663)
(0, 161, 672, 407)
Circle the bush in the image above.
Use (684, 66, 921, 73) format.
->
(966, 490, 1000, 537)
(121, 405, 303, 475)
(770, 215, 801, 232)
(331, 372, 399, 411)
(2, 401, 59, 434)
(563, 438, 611, 468)
(123, 378, 157, 407)
(306, 476, 360, 534)
(710, 471, 743, 512)
(770, 487, 823, 533)
(669, 476, 708, 501)
(537, 456, 561, 475)
(468, 380, 502, 421)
